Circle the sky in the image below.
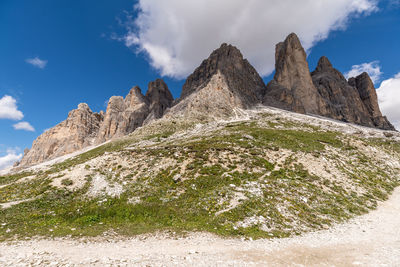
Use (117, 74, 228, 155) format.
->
(1, 0, 400, 170)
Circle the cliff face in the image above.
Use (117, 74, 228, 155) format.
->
(144, 79, 174, 122)
(168, 43, 266, 118)
(18, 103, 103, 167)
(263, 33, 326, 114)
(311, 56, 376, 127)
(16, 34, 395, 169)
(96, 86, 150, 143)
(348, 73, 394, 130)
(264, 33, 395, 131)
(18, 80, 174, 168)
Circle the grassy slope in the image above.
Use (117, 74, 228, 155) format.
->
(0, 114, 399, 240)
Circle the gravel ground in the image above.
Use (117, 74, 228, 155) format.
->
(1, 187, 400, 267)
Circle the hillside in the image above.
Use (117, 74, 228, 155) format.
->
(1, 106, 399, 240)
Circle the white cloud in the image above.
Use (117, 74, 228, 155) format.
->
(0, 95, 24, 120)
(345, 61, 382, 84)
(0, 149, 22, 171)
(377, 73, 400, 130)
(122, 0, 378, 78)
(26, 57, 47, 69)
(13, 121, 35, 132)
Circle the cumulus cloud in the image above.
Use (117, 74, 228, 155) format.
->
(13, 121, 35, 132)
(0, 95, 24, 120)
(26, 57, 47, 69)
(345, 61, 382, 84)
(377, 73, 400, 130)
(122, 0, 378, 78)
(0, 148, 22, 171)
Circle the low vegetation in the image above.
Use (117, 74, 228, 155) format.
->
(0, 112, 399, 240)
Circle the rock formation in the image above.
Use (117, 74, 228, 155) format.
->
(311, 56, 377, 127)
(97, 80, 174, 142)
(16, 34, 395, 169)
(18, 79, 174, 168)
(18, 103, 103, 167)
(348, 73, 394, 130)
(96, 86, 149, 143)
(263, 33, 326, 114)
(168, 43, 266, 118)
(264, 33, 394, 131)
(144, 79, 174, 122)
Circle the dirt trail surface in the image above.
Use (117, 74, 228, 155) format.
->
(0, 188, 399, 266)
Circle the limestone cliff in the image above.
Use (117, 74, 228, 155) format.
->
(168, 43, 266, 118)
(263, 33, 326, 114)
(17, 103, 103, 167)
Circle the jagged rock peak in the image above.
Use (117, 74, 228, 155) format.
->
(180, 42, 265, 107)
(311, 56, 347, 81)
(276, 32, 303, 54)
(17, 102, 103, 168)
(311, 57, 377, 127)
(77, 103, 90, 111)
(145, 79, 173, 120)
(125, 86, 148, 107)
(264, 32, 325, 114)
(180, 43, 242, 99)
(348, 72, 394, 130)
(146, 79, 173, 104)
(274, 32, 309, 85)
(314, 56, 334, 72)
(349, 72, 394, 130)
(348, 72, 380, 116)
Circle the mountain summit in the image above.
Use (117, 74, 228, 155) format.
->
(167, 43, 266, 118)
(17, 79, 174, 167)
(264, 33, 326, 114)
(15, 33, 395, 168)
(180, 43, 265, 104)
(264, 33, 394, 131)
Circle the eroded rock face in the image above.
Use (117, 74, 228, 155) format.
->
(264, 33, 326, 114)
(18, 103, 103, 167)
(16, 35, 395, 169)
(348, 73, 395, 130)
(311, 56, 376, 127)
(180, 43, 266, 108)
(263, 33, 395, 131)
(145, 79, 174, 123)
(97, 80, 174, 142)
(169, 43, 266, 119)
(167, 70, 248, 119)
(19, 79, 175, 168)
(96, 86, 150, 143)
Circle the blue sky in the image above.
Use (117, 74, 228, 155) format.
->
(1, 0, 400, 169)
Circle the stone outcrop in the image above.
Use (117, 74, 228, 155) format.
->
(311, 56, 377, 127)
(144, 79, 174, 122)
(18, 79, 174, 168)
(264, 33, 394, 131)
(17, 103, 103, 167)
(97, 80, 174, 142)
(168, 43, 266, 118)
(16, 35, 395, 169)
(96, 86, 149, 143)
(180, 43, 265, 104)
(263, 33, 326, 114)
(348, 73, 394, 130)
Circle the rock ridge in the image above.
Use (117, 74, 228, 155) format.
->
(18, 79, 174, 167)
(16, 33, 395, 168)
(179, 43, 266, 107)
(264, 33, 394, 131)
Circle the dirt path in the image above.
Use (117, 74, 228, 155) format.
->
(1, 187, 400, 266)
